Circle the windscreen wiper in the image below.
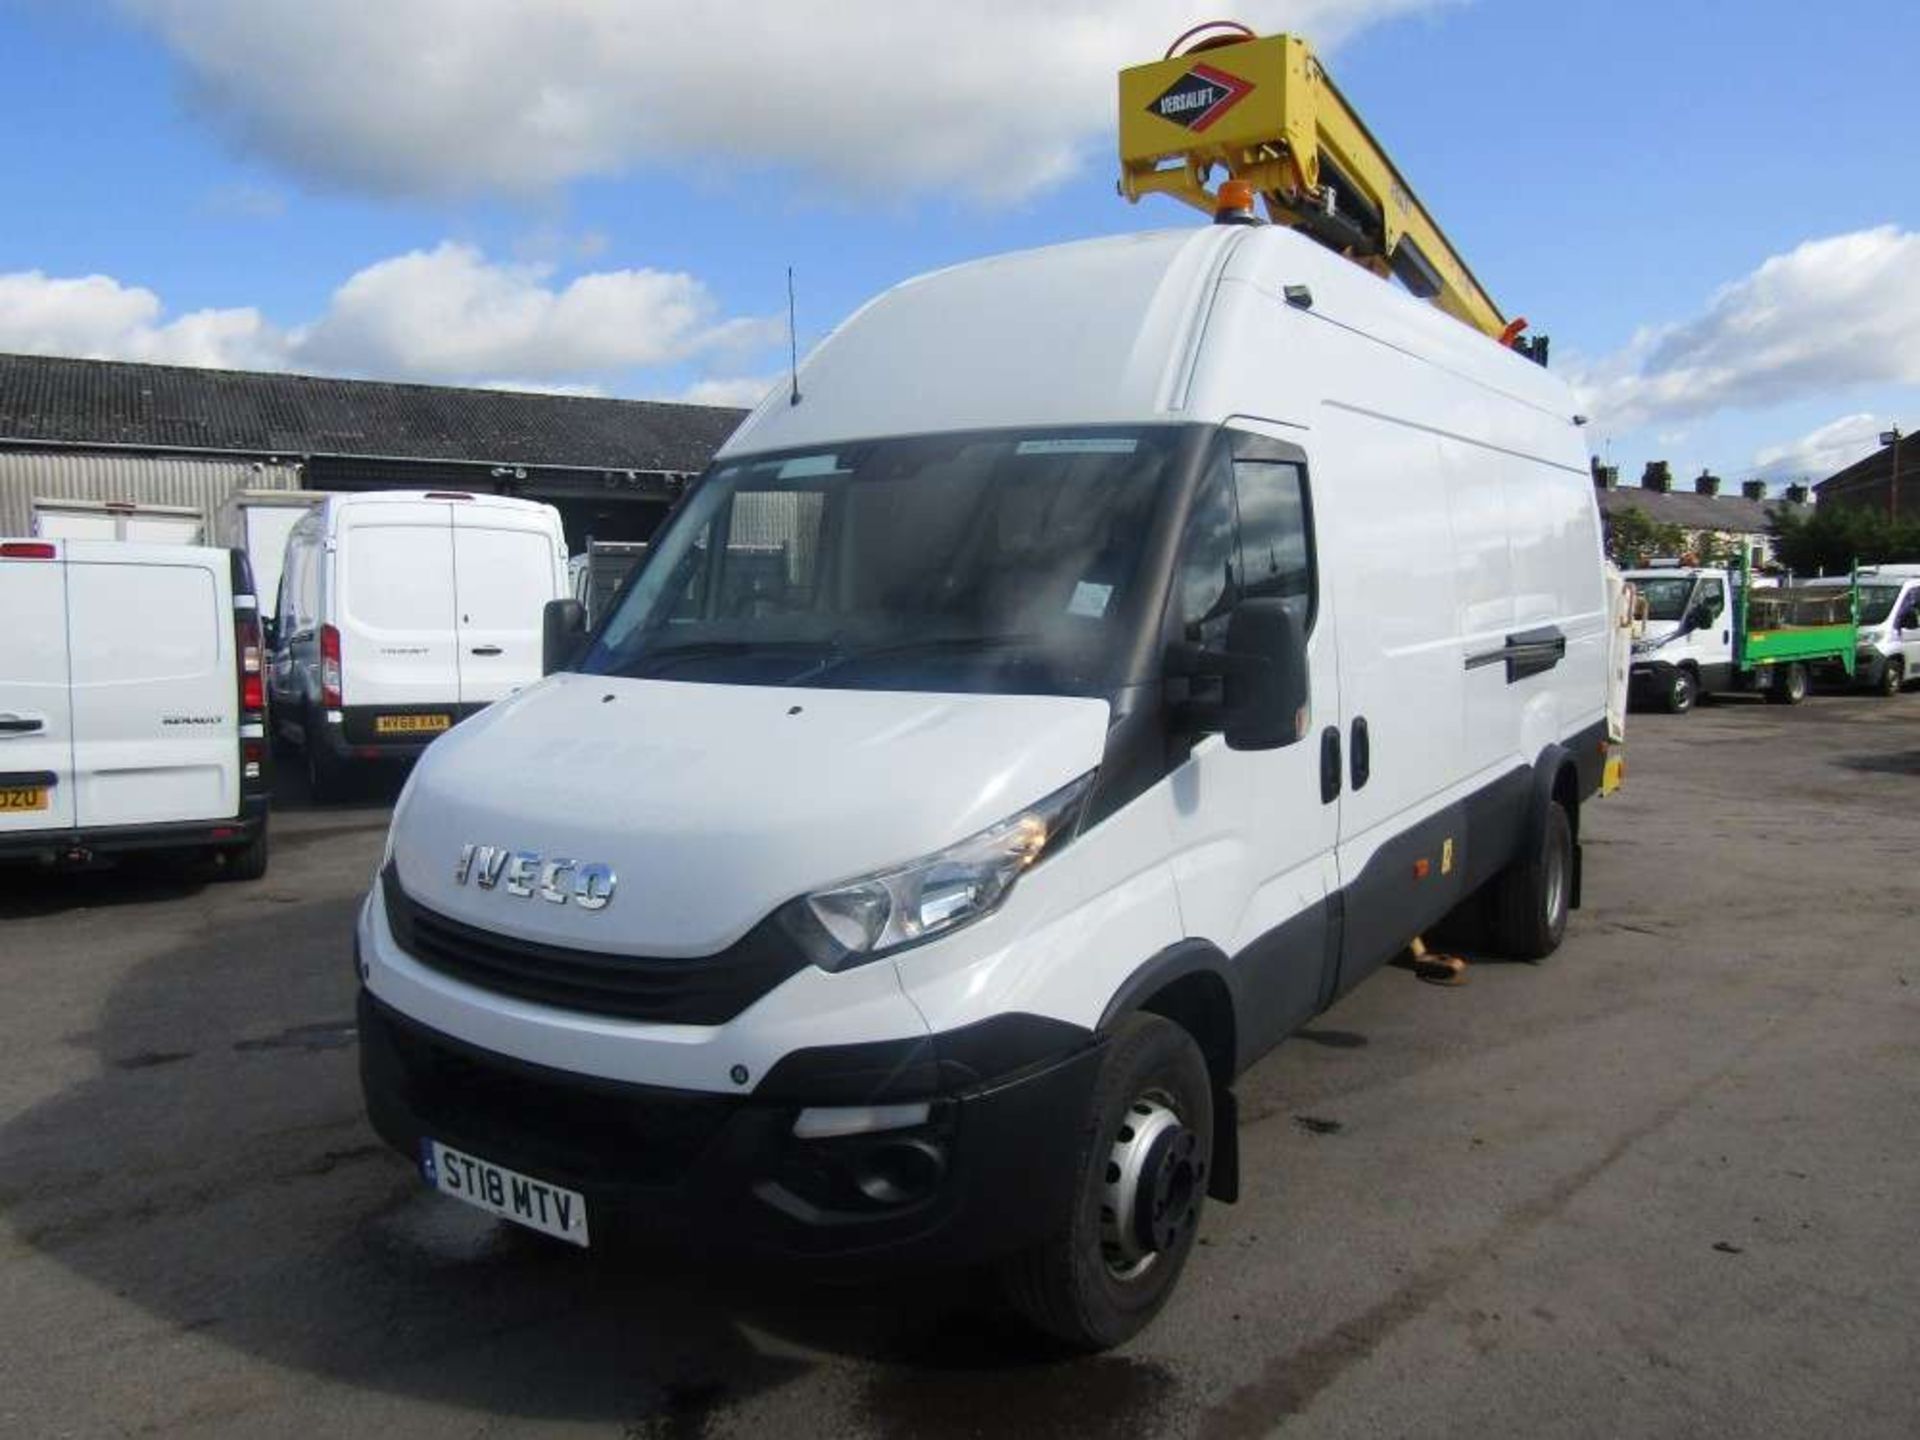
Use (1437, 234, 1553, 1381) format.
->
(784, 632, 1043, 686)
(619, 638, 833, 679)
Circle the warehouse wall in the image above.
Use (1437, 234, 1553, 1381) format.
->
(0, 451, 303, 539)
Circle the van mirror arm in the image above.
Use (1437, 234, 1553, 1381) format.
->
(1164, 599, 1310, 751)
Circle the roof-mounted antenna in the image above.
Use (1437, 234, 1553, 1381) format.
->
(787, 265, 802, 407)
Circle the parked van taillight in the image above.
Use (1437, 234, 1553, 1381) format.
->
(237, 617, 265, 715)
(320, 623, 343, 707)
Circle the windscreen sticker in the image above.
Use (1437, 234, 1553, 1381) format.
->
(1015, 438, 1139, 456)
(777, 454, 844, 478)
(1068, 581, 1114, 618)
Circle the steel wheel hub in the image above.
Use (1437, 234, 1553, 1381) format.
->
(1101, 1095, 1204, 1279)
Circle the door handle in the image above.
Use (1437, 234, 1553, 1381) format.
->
(1350, 716, 1370, 790)
(1320, 726, 1342, 804)
(0, 715, 45, 735)
(470, 645, 503, 656)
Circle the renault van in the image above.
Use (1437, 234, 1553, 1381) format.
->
(270, 492, 568, 800)
(356, 226, 1611, 1349)
(0, 538, 270, 878)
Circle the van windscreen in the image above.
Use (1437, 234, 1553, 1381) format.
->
(577, 428, 1180, 696)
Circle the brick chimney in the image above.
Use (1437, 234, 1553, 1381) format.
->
(1784, 483, 1811, 504)
(1591, 461, 1620, 490)
(1641, 461, 1672, 493)
(1741, 480, 1767, 500)
(1694, 470, 1722, 496)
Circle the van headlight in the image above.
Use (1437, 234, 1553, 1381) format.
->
(778, 772, 1095, 970)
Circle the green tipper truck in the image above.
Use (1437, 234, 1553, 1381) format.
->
(1625, 556, 1858, 713)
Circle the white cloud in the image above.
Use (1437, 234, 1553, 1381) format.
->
(1751, 412, 1886, 483)
(0, 270, 282, 368)
(295, 242, 776, 380)
(1571, 227, 1920, 433)
(669, 375, 778, 409)
(121, 1, 1446, 203)
(0, 245, 775, 392)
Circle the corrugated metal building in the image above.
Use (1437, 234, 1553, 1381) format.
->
(0, 352, 748, 550)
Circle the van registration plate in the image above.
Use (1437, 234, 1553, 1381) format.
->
(421, 1139, 589, 1246)
(0, 786, 48, 812)
(376, 713, 451, 735)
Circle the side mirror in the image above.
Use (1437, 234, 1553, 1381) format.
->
(1223, 599, 1310, 751)
(542, 598, 586, 676)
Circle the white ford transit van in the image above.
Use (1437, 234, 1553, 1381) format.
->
(356, 226, 1611, 1349)
(270, 492, 568, 800)
(0, 539, 270, 878)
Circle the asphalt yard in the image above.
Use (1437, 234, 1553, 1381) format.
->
(3, 691, 1917, 1438)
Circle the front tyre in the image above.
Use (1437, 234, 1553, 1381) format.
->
(1878, 658, 1905, 698)
(999, 1013, 1212, 1352)
(1664, 668, 1697, 714)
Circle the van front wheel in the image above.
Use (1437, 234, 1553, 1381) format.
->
(1489, 801, 1572, 961)
(998, 1012, 1212, 1352)
(1663, 668, 1697, 714)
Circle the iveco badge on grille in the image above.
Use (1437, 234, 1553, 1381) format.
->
(455, 844, 616, 910)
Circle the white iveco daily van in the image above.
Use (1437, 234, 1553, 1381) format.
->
(1806, 565, 1920, 696)
(356, 225, 1611, 1349)
(270, 492, 568, 800)
(0, 539, 271, 878)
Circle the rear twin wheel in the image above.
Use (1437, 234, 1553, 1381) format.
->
(1765, 662, 1809, 706)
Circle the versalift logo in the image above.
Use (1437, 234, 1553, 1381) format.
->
(1146, 63, 1254, 133)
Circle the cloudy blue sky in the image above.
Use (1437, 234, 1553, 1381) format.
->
(3, 0, 1916, 489)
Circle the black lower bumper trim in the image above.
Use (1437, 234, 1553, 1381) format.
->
(0, 802, 266, 864)
(358, 990, 1101, 1267)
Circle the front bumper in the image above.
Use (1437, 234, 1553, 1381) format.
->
(358, 988, 1101, 1269)
(1627, 658, 1680, 697)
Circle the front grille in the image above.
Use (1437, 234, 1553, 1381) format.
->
(370, 1001, 739, 1184)
(382, 862, 807, 1025)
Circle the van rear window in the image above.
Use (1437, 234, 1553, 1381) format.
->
(346, 525, 454, 631)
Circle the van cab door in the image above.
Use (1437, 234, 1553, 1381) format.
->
(1164, 425, 1342, 1057)
(66, 547, 237, 827)
(451, 508, 562, 705)
(0, 542, 77, 833)
(335, 500, 461, 714)
(1686, 574, 1734, 686)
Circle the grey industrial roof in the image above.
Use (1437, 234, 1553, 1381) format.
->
(0, 352, 746, 473)
(1596, 486, 1800, 534)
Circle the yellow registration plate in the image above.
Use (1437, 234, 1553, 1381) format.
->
(0, 786, 49, 812)
(375, 714, 451, 736)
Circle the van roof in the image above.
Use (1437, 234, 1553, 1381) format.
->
(721, 225, 1577, 458)
(320, 490, 560, 518)
(1, 537, 235, 569)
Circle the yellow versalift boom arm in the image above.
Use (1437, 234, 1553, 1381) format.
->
(1119, 25, 1544, 362)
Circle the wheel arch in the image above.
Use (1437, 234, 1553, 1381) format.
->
(1532, 741, 1583, 902)
(1097, 940, 1241, 1202)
